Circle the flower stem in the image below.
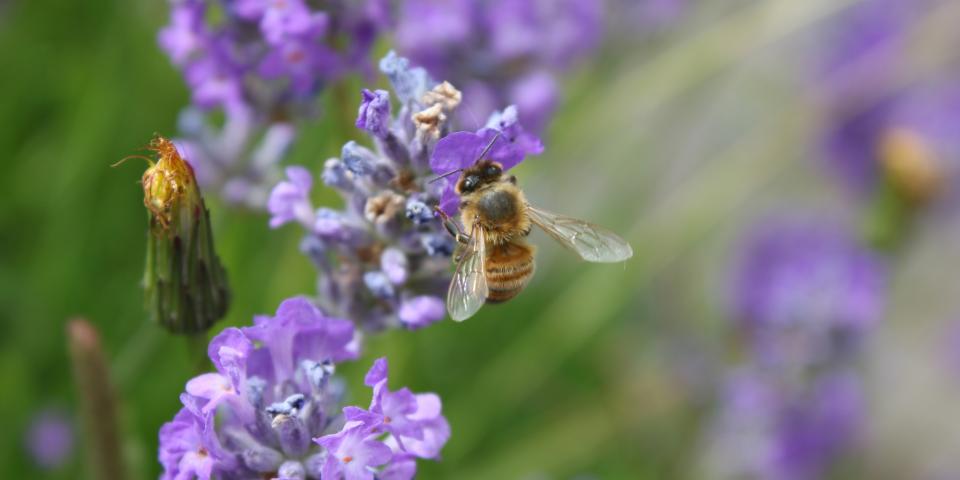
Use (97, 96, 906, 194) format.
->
(186, 332, 210, 375)
(68, 318, 128, 480)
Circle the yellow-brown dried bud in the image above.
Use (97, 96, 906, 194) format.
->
(879, 127, 942, 205)
(412, 104, 446, 140)
(421, 81, 462, 111)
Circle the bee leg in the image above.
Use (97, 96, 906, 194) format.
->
(434, 206, 471, 244)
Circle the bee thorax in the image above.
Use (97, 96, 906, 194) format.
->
(477, 190, 517, 222)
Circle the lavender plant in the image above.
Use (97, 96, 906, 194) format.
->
(817, 0, 957, 210)
(158, 297, 449, 479)
(701, 220, 887, 479)
(392, 0, 603, 132)
(267, 51, 542, 330)
(158, 0, 390, 207)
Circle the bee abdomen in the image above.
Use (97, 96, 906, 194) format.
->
(485, 243, 535, 303)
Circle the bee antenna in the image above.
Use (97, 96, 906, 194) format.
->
(475, 132, 501, 164)
(429, 168, 463, 184)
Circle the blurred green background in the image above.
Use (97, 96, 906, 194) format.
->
(5, 0, 960, 478)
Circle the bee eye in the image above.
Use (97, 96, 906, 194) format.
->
(464, 175, 479, 190)
(485, 165, 500, 176)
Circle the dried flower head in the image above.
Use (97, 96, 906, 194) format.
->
(129, 135, 230, 334)
(141, 136, 201, 231)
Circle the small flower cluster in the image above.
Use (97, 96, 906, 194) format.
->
(393, 0, 603, 132)
(267, 52, 542, 330)
(158, 0, 390, 207)
(159, 297, 449, 480)
(701, 219, 886, 479)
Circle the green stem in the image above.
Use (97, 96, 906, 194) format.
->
(863, 178, 914, 254)
(186, 332, 210, 375)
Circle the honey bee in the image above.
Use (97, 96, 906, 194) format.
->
(435, 137, 633, 321)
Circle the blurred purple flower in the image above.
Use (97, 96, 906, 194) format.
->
(158, 298, 448, 479)
(704, 218, 883, 479)
(398, 296, 446, 329)
(815, 0, 960, 200)
(705, 367, 863, 480)
(394, 0, 602, 132)
(158, 0, 389, 207)
(268, 166, 315, 229)
(733, 219, 886, 365)
(25, 410, 73, 470)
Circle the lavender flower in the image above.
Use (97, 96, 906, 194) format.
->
(25, 410, 74, 470)
(158, 0, 390, 207)
(732, 220, 886, 368)
(703, 367, 863, 480)
(393, 0, 603, 132)
(816, 0, 958, 203)
(158, 296, 449, 479)
(267, 52, 543, 330)
(702, 219, 886, 479)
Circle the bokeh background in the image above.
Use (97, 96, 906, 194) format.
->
(4, 0, 960, 478)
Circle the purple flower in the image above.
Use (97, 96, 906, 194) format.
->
(269, 166, 316, 229)
(158, 408, 223, 480)
(316, 421, 393, 480)
(176, 105, 296, 208)
(157, 2, 204, 66)
(733, 219, 886, 357)
(398, 296, 446, 329)
(394, 0, 602, 132)
(431, 107, 543, 215)
(358, 358, 449, 456)
(158, 297, 448, 478)
(258, 0, 329, 46)
(269, 52, 537, 330)
(704, 217, 881, 479)
(815, 0, 960, 202)
(157, 0, 390, 207)
(25, 410, 73, 469)
(704, 368, 863, 480)
(243, 297, 358, 378)
(357, 89, 392, 139)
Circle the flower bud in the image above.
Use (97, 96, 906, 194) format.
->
(139, 135, 230, 334)
(878, 127, 942, 206)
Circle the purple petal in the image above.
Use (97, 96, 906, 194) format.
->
(430, 131, 486, 173)
(356, 89, 392, 138)
(364, 357, 389, 387)
(398, 296, 445, 329)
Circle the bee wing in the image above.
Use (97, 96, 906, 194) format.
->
(447, 222, 488, 321)
(526, 204, 633, 263)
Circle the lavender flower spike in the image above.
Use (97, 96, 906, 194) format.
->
(158, 0, 390, 207)
(701, 218, 887, 480)
(267, 51, 544, 330)
(158, 297, 449, 479)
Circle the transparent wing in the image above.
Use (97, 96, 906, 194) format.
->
(526, 204, 633, 263)
(447, 223, 488, 321)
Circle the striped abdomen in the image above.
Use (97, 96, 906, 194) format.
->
(485, 241, 536, 303)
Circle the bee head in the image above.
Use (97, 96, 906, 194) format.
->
(456, 161, 503, 194)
